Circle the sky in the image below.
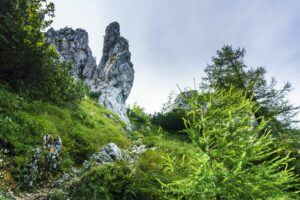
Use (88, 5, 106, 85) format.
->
(50, 0, 300, 116)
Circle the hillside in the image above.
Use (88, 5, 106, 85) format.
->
(0, 85, 196, 199)
(1, 0, 300, 199)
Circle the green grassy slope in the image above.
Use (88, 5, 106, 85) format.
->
(0, 85, 130, 189)
(0, 85, 195, 199)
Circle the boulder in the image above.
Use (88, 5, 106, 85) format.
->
(86, 143, 123, 166)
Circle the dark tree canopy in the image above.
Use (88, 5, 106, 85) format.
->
(0, 0, 85, 107)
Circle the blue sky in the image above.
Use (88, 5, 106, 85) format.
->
(50, 0, 300, 117)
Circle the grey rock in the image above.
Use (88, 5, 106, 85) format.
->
(130, 144, 147, 154)
(46, 22, 135, 128)
(90, 143, 122, 163)
(52, 167, 80, 189)
(46, 27, 97, 87)
(124, 143, 158, 163)
(23, 135, 63, 188)
(83, 143, 123, 169)
(97, 22, 134, 127)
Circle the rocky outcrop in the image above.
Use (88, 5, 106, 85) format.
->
(89, 143, 122, 163)
(46, 22, 134, 128)
(96, 22, 134, 126)
(46, 27, 97, 87)
(22, 135, 62, 189)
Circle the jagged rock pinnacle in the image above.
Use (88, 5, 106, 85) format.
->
(97, 22, 134, 127)
(46, 22, 134, 128)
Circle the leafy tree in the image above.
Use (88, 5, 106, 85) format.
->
(0, 0, 85, 107)
(160, 89, 299, 199)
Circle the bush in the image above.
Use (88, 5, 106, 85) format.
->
(70, 162, 136, 200)
(127, 103, 152, 132)
(151, 109, 186, 132)
(89, 91, 101, 101)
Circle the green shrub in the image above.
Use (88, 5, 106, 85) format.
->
(89, 91, 102, 101)
(151, 109, 186, 132)
(131, 150, 167, 200)
(70, 162, 136, 200)
(0, 86, 130, 188)
(127, 103, 151, 129)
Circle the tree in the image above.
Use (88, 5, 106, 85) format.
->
(202, 46, 299, 132)
(160, 89, 299, 199)
(0, 0, 85, 107)
(202, 46, 300, 156)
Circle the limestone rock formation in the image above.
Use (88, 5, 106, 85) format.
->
(83, 143, 123, 169)
(97, 22, 134, 126)
(46, 27, 97, 87)
(46, 22, 134, 127)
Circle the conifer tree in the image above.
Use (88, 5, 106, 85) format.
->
(160, 89, 299, 199)
(202, 46, 300, 163)
(202, 46, 299, 134)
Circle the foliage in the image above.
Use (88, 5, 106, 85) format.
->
(127, 103, 152, 132)
(160, 89, 299, 199)
(202, 45, 300, 176)
(70, 149, 187, 200)
(202, 45, 299, 144)
(0, 0, 85, 108)
(130, 150, 167, 200)
(88, 90, 102, 101)
(70, 162, 136, 200)
(151, 109, 186, 132)
(47, 189, 68, 200)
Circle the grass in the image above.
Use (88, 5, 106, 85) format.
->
(0, 86, 198, 199)
(24, 98, 130, 163)
(0, 86, 130, 189)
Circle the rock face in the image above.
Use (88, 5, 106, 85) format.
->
(46, 22, 134, 127)
(96, 22, 134, 126)
(46, 27, 97, 86)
